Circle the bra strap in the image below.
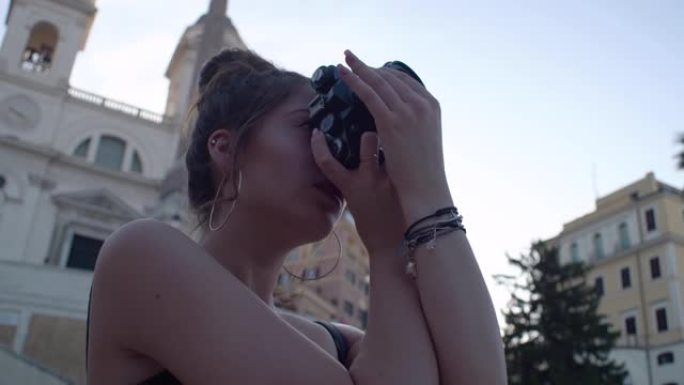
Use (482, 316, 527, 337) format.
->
(314, 320, 350, 367)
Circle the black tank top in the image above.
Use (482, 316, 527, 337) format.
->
(85, 287, 350, 384)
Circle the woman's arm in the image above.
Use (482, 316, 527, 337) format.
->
(399, 186, 508, 385)
(309, 49, 501, 384)
(348, 246, 439, 385)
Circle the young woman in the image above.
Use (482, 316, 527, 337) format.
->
(86, 48, 507, 385)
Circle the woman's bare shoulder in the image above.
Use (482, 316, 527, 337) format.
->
(89, 218, 354, 385)
(93, 218, 202, 276)
(100, 218, 194, 253)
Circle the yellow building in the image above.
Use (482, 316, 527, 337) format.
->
(276, 210, 370, 330)
(553, 172, 684, 385)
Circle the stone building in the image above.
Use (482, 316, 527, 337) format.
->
(277, 211, 370, 328)
(0, 1, 369, 384)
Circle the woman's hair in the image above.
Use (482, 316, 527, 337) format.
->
(185, 48, 308, 227)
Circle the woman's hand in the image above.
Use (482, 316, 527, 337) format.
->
(311, 129, 407, 256)
(310, 49, 452, 254)
(338, 50, 449, 207)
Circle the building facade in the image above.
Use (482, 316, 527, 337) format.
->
(277, 211, 370, 328)
(0, 1, 369, 384)
(553, 172, 684, 385)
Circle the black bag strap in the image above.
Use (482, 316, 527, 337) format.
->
(314, 320, 350, 367)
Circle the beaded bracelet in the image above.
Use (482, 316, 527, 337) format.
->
(405, 226, 463, 278)
(398, 207, 467, 279)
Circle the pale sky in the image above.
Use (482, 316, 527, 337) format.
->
(1, 0, 683, 329)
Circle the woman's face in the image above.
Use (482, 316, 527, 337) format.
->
(237, 83, 345, 242)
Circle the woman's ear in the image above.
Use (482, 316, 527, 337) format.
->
(207, 129, 234, 173)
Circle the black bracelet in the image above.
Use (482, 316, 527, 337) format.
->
(405, 219, 465, 250)
(404, 206, 459, 239)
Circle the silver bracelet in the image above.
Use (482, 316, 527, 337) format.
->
(397, 207, 466, 279)
(399, 224, 464, 279)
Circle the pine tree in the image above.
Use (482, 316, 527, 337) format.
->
(495, 241, 629, 385)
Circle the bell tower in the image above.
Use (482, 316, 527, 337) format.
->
(154, 0, 248, 232)
(0, 0, 97, 88)
(164, 0, 246, 123)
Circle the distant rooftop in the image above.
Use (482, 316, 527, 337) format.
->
(561, 172, 682, 234)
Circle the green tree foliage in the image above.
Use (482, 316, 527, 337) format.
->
(496, 241, 629, 385)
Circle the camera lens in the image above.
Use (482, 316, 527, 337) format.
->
(311, 65, 338, 94)
(383, 61, 424, 86)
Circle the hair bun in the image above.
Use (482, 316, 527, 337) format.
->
(198, 48, 276, 90)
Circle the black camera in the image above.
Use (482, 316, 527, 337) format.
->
(307, 60, 425, 169)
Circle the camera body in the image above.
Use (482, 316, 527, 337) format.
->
(307, 61, 424, 169)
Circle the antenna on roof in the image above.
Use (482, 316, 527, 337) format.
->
(592, 162, 599, 200)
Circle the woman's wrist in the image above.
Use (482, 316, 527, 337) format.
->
(399, 183, 454, 228)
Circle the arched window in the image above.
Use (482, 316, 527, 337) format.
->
(593, 233, 604, 260)
(570, 242, 579, 262)
(22, 22, 59, 73)
(72, 134, 144, 174)
(73, 138, 91, 158)
(94, 135, 126, 171)
(619, 223, 630, 250)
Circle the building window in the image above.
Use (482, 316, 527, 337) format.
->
(94, 135, 126, 171)
(130, 150, 143, 174)
(73, 138, 91, 158)
(655, 308, 668, 332)
(364, 282, 370, 295)
(650, 257, 661, 279)
(21, 22, 58, 73)
(66, 234, 103, 271)
(570, 242, 579, 262)
(330, 298, 338, 306)
(618, 223, 630, 250)
(656, 352, 674, 365)
(621, 267, 631, 289)
(645, 209, 656, 232)
(301, 268, 317, 279)
(346, 270, 356, 285)
(344, 300, 354, 316)
(594, 277, 604, 297)
(593, 233, 604, 259)
(624, 316, 637, 336)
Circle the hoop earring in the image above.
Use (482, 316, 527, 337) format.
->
(208, 170, 242, 232)
(283, 230, 341, 281)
